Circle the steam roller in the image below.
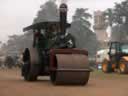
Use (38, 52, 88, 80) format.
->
(21, 3, 91, 85)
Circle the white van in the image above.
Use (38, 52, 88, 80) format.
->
(95, 49, 109, 70)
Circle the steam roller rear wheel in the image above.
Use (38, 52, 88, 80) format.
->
(102, 59, 113, 73)
(119, 59, 128, 74)
(22, 62, 37, 81)
(50, 54, 90, 85)
(22, 48, 40, 81)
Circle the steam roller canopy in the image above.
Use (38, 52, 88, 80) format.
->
(51, 54, 90, 85)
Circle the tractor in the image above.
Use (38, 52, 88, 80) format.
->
(102, 41, 128, 74)
(21, 3, 91, 85)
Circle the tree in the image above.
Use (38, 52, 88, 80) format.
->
(105, 0, 128, 41)
(104, 8, 114, 27)
(69, 8, 98, 56)
(33, 0, 58, 23)
(73, 8, 92, 28)
(104, 8, 114, 39)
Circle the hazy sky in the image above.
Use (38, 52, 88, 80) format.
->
(0, 0, 123, 42)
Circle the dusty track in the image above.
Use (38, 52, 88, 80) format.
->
(0, 69, 128, 96)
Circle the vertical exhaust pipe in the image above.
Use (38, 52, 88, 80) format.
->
(59, 3, 68, 35)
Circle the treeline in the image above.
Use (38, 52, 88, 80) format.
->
(1, 0, 98, 57)
(104, 0, 128, 41)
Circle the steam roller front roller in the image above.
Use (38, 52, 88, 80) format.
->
(50, 49, 91, 85)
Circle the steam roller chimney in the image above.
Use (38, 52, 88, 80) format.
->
(59, 3, 68, 35)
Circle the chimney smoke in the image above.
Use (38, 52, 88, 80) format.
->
(61, 0, 67, 4)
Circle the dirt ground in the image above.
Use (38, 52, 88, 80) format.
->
(0, 69, 128, 96)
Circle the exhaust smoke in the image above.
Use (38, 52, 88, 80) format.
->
(61, 0, 68, 4)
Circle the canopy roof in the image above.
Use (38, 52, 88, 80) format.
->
(23, 22, 71, 32)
